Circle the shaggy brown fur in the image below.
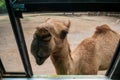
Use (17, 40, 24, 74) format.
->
(69, 24, 120, 74)
(31, 19, 120, 75)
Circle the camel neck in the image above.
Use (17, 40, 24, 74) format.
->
(50, 39, 72, 74)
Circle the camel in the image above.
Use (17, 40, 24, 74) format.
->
(31, 18, 120, 75)
(31, 18, 72, 74)
(69, 25, 120, 74)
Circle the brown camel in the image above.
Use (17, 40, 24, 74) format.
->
(31, 18, 72, 74)
(31, 18, 120, 75)
(69, 25, 120, 74)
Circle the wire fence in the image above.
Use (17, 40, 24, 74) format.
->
(63, 12, 120, 17)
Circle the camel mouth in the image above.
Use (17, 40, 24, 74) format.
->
(36, 56, 49, 65)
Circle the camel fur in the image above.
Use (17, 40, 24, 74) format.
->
(31, 18, 120, 75)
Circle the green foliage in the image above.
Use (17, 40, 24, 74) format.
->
(0, 0, 6, 13)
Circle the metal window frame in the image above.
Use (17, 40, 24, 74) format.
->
(2, 0, 120, 79)
(0, 59, 26, 78)
(106, 40, 120, 79)
(2, 0, 33, 78)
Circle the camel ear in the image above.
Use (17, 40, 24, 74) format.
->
(63, 20, 71, 28)
(45, 18, 50, 22)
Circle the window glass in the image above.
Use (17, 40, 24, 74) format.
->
(22, 12, 120, 75)
(0, 13, 25, 73)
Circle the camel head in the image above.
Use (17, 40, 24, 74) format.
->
(31, 18, 71, 65)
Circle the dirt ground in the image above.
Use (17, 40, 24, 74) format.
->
(0, 13, 120, 75)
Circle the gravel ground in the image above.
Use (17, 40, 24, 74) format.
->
(0, 13, 120, 75)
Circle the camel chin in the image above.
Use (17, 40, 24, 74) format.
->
(36, 56, 49, 65)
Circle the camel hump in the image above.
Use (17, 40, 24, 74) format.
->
(95, 24, 111, 33)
